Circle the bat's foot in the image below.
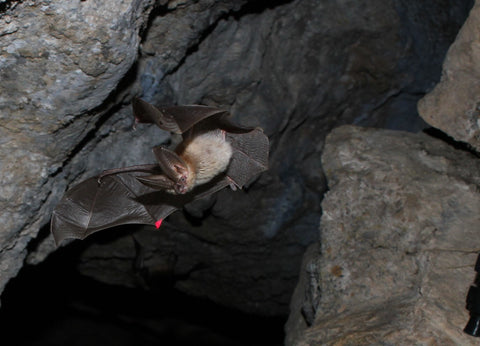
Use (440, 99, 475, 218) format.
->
(227, 176, 240, 191)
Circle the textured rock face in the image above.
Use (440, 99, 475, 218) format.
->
(286, 125, 480, 345)
(0, 0, 473, 319)
(418, 1, 480, 151)
(0, 0, 154, 299)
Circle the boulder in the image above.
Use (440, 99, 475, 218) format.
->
(418, 1, 480, 151)
(286, 125, 480, 345)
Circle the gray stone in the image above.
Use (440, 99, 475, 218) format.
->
(286, 125, 480, 345)
(0, 0, 154, 301)
(418, 0, 480, 151)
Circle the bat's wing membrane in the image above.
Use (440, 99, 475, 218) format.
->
(51, 171, 235, 246)
(133, 98, 181, 133)
(162, 105, 227, 133)
(51, 173, 179, 245)
(225, 128, 269, 188)
(133, 98, 226, 134)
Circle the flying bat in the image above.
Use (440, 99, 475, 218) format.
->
(51, 98, 269, 245)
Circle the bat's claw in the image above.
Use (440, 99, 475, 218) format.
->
(97, 172, 108, 184)
(132, 118, 140, 131)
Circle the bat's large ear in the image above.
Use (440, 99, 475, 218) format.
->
(152, 146, 188, 181)
(136, 174, 175, 190)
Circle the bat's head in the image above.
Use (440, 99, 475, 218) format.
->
(172, 163, 195, 194)
(174, 175, 188, 194)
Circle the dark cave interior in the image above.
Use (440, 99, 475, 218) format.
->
(0, 228, 286, 346)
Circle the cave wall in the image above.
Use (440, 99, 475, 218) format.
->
(0, 0, 474, 326)
(0, 0, 155, 300)
(286, 1, 480, 345)
(286, 125, 480, 345)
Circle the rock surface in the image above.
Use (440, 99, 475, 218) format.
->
(286, 125, 480, 345)
(0, 0, 154, 301)
(418, 1, 480, 151)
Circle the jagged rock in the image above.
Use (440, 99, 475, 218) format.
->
(418, 1, 480, 151)
(0, 0, 155, 302)
(286, 125, 480, 345)
(133, 0, 247, 102)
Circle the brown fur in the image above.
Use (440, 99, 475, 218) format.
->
(177, 131, 233, 191)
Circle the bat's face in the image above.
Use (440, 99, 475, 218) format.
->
(172, 164, 191, 194)
(174, 175, 188, 194)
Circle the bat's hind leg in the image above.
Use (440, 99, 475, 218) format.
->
(227, 176, 240, 191)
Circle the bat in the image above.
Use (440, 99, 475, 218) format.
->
(50, 98, 269, 245)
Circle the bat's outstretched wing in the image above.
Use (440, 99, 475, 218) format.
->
(133, 97, 227, 134)
(51, 169, 234, 245)
(51, 172, 175, 245)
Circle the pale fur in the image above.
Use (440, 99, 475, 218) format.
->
(180, 132, 233, 190)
